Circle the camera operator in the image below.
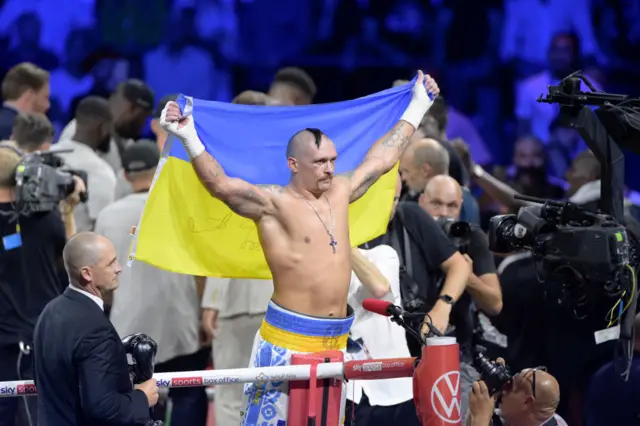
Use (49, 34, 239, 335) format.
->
(8, 112, 79, 239)
(0, 144, 84, 426)
(467, 358, 566, 426)
(11, 112, 54, 153)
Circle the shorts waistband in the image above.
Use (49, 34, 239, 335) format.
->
(260, 301, 354, 352)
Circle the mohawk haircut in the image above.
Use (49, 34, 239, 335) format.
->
(286, 128, 324, 158)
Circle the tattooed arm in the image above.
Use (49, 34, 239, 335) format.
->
(340, 121, 415, 203)
(192, 152, 279, 220)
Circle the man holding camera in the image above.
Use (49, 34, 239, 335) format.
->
(467, 358, 566, 426)
(0, 144, 84, 426)
(366, 176, 470, 353)
(418, 174, 502, 421)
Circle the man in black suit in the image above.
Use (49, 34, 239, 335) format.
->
(0, 63, 50, 140)
(34, 232, 158, 426)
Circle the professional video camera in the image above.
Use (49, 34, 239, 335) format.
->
(489, 197, 630, 292)
(473, 346, 513, 395)
(13, 150, 87, 217)
(487, 70, 640, 379)
(436, 218, 472, 254)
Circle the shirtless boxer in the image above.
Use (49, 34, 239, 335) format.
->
(160, 72, 439, 425)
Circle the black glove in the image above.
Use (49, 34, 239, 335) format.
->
(121, 333, 158, 384)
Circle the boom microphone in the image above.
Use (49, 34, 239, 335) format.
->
(362, 299, 404, 317)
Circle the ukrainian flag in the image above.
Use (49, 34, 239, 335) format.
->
(130, 82, 415, 278)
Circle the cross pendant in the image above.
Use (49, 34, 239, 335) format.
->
(329, 238, 337, 253)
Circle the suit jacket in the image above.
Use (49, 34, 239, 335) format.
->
(0, 104, 18, 140)
(34, 287, 150, 426)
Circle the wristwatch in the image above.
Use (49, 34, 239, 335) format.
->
(437, 294, 455, 306)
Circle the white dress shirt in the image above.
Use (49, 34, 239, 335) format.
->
(68, 284, 104, 311)
(202, 277, 273, 318)
(346, 245, 414, 407)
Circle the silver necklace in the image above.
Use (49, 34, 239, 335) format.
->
(291, 188, 337, 253)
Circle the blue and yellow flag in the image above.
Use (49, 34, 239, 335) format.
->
(131, 83, 415, 278)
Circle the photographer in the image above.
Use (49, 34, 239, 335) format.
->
(366, 176, 470, 351)
(467, 358, 566, 426)
(0, 144, 83, 426)
(419, 175, 502, 316)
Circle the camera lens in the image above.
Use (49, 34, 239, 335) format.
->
(473, 348, 513, 395)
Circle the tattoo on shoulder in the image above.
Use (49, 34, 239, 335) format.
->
(381, 123, 411, 152)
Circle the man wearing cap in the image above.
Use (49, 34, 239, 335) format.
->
(60, 79, 155, 172)
(94, 141, 208, 425)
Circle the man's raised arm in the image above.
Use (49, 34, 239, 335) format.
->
(160, 101, 276, 221)
(341, 71, 439, 203)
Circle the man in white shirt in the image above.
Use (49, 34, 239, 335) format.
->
(57, 96, 117, 232)
(345, 245, 419, 425)
(201, 277, 273, 426)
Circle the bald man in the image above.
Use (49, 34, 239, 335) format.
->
(497, 366, 564, 426)
(420, 175, 502, 315)
(34, 232, 158, 426)
(467, 362, 565, 426)
(400, 138, 450, 198)
(400, 136, 481, 225)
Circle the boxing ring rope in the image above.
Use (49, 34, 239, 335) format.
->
(0, 357, 417, 397)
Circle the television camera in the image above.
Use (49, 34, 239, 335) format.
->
(487, 71, 640, 379)
(0, 145, 88, 219)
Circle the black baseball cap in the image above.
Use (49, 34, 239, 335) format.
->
(117, 79, 155, 111)
(153, 94, 179, 119)
(122, 140, 160, 173)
